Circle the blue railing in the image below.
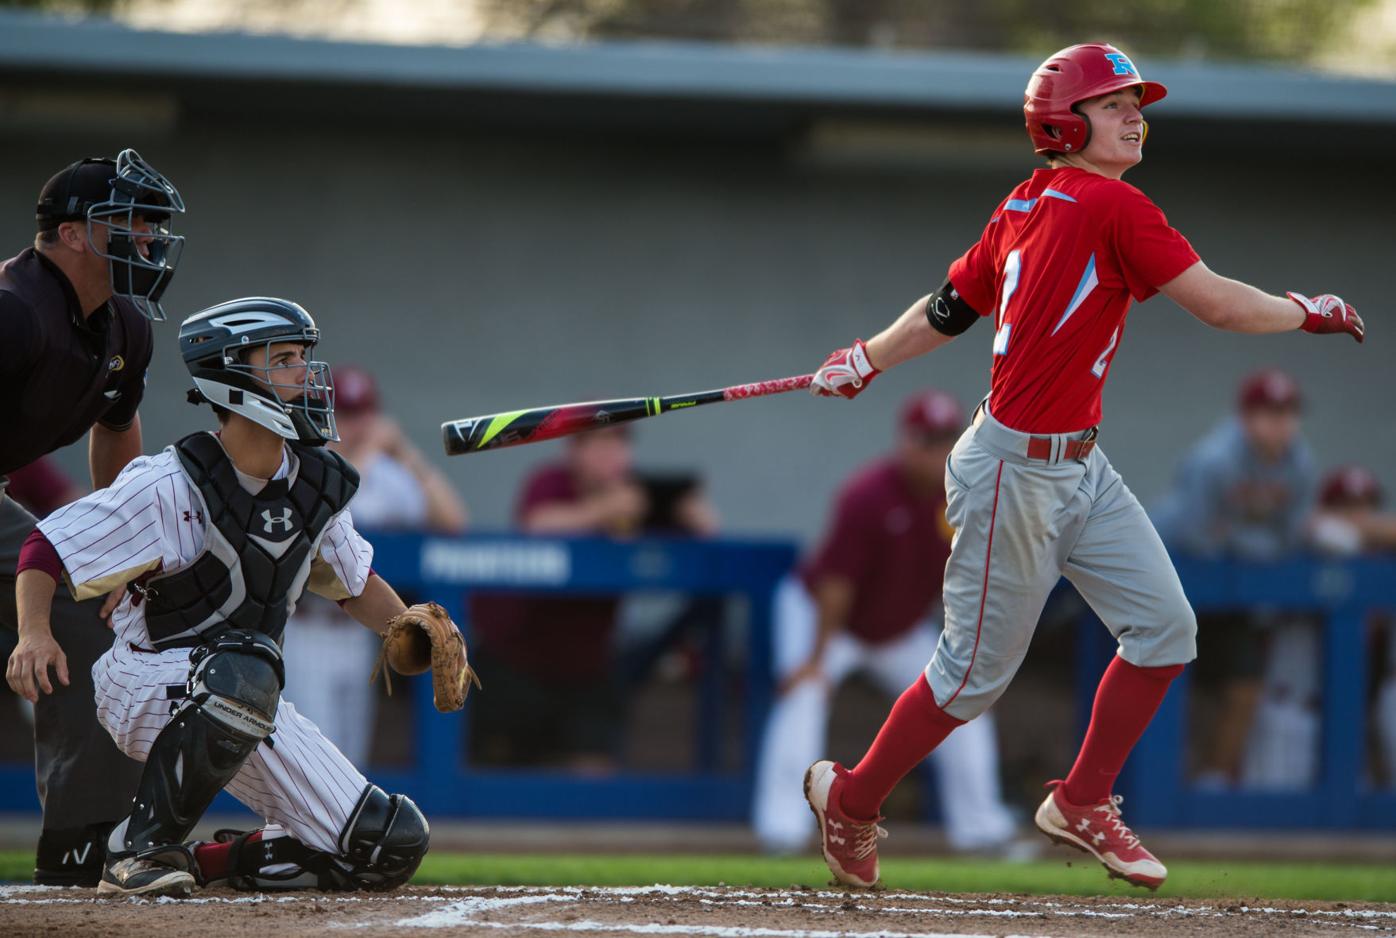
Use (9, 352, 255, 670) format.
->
(363, 532, 796, 820)
(1096, 555, 1396, 830)
(0, 537, 1390, 830)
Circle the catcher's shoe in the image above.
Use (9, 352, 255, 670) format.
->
(98, 844, 197, 898)
(803, 760, 886, 889)
(1034, 780, 1166, 889)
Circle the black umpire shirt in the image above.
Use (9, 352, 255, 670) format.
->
(0, 248, 153, 478)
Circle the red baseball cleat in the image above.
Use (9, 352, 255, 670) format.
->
(803, 760, 886, 888)
(1034, 779, 1167, 889)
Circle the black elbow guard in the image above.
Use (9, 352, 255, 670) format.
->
(925, 280, 981, 336)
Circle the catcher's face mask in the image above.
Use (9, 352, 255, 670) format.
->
(85, 149, 186, 321)
(232, 340, 339, 445)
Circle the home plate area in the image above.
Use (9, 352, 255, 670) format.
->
(3, 884, 1396, 937)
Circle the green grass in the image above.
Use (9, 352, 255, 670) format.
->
(6, 851, 1394, 903)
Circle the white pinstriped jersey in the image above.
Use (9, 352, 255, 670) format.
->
(38, 437, 373, 649)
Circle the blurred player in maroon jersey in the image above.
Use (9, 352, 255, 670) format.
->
(3, 458, 83, 519)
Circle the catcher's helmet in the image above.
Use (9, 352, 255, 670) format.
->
(36, 149, 185, 321)
(180, 297, 338, 445)
(1024, 43, 1167, 156)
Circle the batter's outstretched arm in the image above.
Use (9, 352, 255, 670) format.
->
(1161, 261, 1364, 345)
(865, 295, 959, 372)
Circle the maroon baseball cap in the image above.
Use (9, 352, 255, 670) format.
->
(1237, 368, 1302, 412)
(334, 365, 380, 415)
(1319, 465, 1383, 509)
(899, 389, 965, 438)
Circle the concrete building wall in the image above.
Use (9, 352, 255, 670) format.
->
(3, 114, 1390, 542)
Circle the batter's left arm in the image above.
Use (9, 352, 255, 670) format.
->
(1162, 262, 1364, 341)
(865, 295, 960, 371)
(89, 414, 143, 490)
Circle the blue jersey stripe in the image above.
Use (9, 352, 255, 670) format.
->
(1051, 253, 1099, 336)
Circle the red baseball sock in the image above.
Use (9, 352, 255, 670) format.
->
(193, 830, 264, 881)
(1062, 656, 1185, 806)
(839, 675, 963, 821)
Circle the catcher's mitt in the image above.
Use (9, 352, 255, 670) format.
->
(370, 602, 481, 712)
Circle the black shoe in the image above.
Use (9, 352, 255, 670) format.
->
(97, 844, 197, 898)
(34, 822, 114, 887)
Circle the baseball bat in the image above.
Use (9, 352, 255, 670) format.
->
(441, 373, 814, 456)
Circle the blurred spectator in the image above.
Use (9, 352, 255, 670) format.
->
(1310, 466, 1396, 787)
(281, 366, 468, 765)
(3, 456, 83, 518)
(753, 390, 1019, 855)
(1153, 368, 1318, 789)
(470, 425, 717, 773)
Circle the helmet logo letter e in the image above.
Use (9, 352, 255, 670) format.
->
(261, 508, 294, 534)
(1104, 53, 1137, 76)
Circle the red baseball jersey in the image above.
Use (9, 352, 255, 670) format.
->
(800, 458, 953, 644)
(948, 167, 1199, 434)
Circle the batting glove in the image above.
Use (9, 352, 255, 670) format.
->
(811, 339, 880, 399)
(1289, 292, 1365, 343)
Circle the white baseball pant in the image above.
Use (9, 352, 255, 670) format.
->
(93, 642, 370, 854)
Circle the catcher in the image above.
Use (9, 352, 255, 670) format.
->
(4, 297, 478, 897)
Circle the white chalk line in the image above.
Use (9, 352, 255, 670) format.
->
(5, 881, 1395, 932)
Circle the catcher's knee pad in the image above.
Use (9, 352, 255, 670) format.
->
(115, 631, 284, 855)
(188, 628, 285, 735)
(336, 784, 430, 890)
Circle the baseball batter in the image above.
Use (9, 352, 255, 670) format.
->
(802, 42, 1365, 890)
(5, 298, 474, 897)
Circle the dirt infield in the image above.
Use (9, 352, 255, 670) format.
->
(4, 884, 1396, 937)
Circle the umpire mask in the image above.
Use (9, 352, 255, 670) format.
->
(38, 149, 186, 321)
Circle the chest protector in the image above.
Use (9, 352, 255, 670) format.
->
(143, 432, 359, 649)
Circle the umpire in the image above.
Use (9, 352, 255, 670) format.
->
(0, 150, 185, 885)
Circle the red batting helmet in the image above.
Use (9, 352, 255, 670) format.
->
(1320, 465, 1384, 509)
(1236, 368, 1302, 413)
(900, 389, 965, 439)
(1024, 43, 1167, 155)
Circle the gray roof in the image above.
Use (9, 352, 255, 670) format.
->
(1, 8, 1393, 125)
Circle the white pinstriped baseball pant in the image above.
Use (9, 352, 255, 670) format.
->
(93, 642, 370, 854)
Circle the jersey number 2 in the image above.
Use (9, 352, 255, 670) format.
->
(995, 251, 1119, 379)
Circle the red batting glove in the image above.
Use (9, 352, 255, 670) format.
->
(810, 339, 880, 399)
(1289, 292, 1365, 343)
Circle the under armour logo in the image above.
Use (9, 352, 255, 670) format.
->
(183, 510, 204, 524)
(261, 508, 294, 534)
(1076, 819, 1092, 833)
(63, 843, 93, 865)
(1092, 831, 1106, 845)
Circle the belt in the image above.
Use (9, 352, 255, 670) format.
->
(1025, 432, 1097, 463)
